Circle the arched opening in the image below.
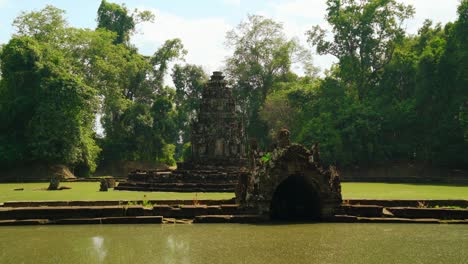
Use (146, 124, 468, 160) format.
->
(270, 174, 321, 221)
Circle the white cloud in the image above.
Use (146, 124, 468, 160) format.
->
(266, 0, 336, 73)
(223, 0, 241, 7)
(132, 9, 233, 78)
(404, 0, 459, 34)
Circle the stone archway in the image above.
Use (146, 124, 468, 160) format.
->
(270, 174, 321, 221)
(241, 143, 342, 220)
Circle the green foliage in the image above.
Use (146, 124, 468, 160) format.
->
(225, 15, 314, 147)
(260, 152, 272, 163)
(13, 5, 67, 43)
(181, 142, 192, 162)
(262, 0, 467, 168)
(97, 0, 155, 45)
(171, 64, 207, 157)
(307, 0, 415, 99)
(1, 2, 182, 175)
(0, 36, 100, 172)
(1, 0, 466, 176)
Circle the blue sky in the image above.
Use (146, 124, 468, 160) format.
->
(0, 0, 462, 74)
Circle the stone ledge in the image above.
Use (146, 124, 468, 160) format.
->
(327, 215, 468, 224)
(194, 214, 267, 223)
(386, 207, 468, 220)
(0, 219, 50, 226)
(346, 199, 468, 208)
(1, 199, 236, 208)
(340, 205, 383, 217)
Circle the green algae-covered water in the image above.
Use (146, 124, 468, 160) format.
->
(0, 224, 467, 264)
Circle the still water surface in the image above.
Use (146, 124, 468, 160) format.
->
(0, 223, 467, 264)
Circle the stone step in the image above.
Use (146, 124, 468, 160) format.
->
(0, 219, 50, 226)
(114, 185, 234, 192)
(329, 215, 468, 224)
(0, 216, 164, 226)
(0, 204, 248, 221)
(1, 199, 236, 208)
(0, 206, 147, 220)
(194, 214, 268, 223)
(56, 216, 163, 224)
(339, 204, 384, 217)
(346, 199, 468, 208)
(386, 207, 468, 220)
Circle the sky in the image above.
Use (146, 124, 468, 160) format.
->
(0, 0, 462, 75)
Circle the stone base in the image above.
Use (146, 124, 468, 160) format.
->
(116, 167, 249, 192)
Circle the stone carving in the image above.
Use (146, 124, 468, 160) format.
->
(277, 128, 291, 148)
(99, 179, 109, 192)
(311, 142, 320, 164)
(118, 71, 248, 193)
(48, 175, 60, 190)
(240, 130, 342, 220)
(190, 71, 246, 166)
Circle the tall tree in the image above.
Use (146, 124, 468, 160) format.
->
(171, 64, 208, 148)
(0, 37, 100, 172)
(307, 0, 414, 99)
(225, 15, 313, 146)
(96, 0, 154, 45)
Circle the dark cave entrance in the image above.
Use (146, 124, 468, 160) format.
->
(270, 174, 321, 221)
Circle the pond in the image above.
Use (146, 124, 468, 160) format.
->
(0, 223, 467, 264)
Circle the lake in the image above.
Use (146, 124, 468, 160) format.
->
(0, 223, 467, 264)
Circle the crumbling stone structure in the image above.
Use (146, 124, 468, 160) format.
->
(239, 130, 342, 220)
(117, 72, 247, 192)
(189, 71, 246, 167)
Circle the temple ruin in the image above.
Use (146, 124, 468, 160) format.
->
(237, 129, 342, 220)
(117, 71, 342, 220)
(116, 71, 248, 192)
(189, 71, 246, 167)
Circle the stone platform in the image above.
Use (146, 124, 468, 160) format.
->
(0, 199, 467, 225)
(115, 167, 249, 192)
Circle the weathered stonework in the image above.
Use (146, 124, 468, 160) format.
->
(117, 71, 247, 192)
(238, 132, 342, 220)
(189, 71, 246, 166)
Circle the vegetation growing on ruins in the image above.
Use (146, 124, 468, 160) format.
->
(0, 0, 466, 177)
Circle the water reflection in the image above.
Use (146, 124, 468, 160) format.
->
(164, 235, 190, 264)
(0, 224, 467, 264)
(91, 236, 107, 262)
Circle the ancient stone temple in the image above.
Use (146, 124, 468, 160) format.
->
(116, 71, 248, 192)
(189, 71, 246, 167)
(237, 129, 342, 220)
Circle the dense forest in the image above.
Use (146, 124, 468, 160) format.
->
(0, 0, 466, 177)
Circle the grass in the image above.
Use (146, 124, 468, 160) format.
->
(0, 182, 467, 203)
(342, 182, 468, 200)
(0, 182, 233, 203)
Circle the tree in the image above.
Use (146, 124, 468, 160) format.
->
(98, 38, 186, 163)
(171, 64, 208, 155)
(97, 0, 155, 45)
(0, 36, 100, 172)
(12, 5, 67, 43)
(225, 14, 313, 146)
(307, 0, 414, 99)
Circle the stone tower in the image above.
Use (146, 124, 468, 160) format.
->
(190, 71, 246, 166)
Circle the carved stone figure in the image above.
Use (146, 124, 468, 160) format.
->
(277, 128, 291, 148)
(311, 142, 320, 164)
